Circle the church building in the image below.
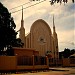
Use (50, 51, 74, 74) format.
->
(19, 7, 59, 59)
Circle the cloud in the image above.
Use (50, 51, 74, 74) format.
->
(0, 0, 74, 51)
(58, 30, 74, 50)
(56, 13, 74, 31)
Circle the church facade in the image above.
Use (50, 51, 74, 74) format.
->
(19, 7, 59, 59)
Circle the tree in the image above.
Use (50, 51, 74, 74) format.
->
(63, 48, 70, 58)
(12, 38, 24, 48)
(70, 49, 75, 55)
(59, 51, 63, 59)
(0, 2, 23, 55)
(59, 48, 75, 59)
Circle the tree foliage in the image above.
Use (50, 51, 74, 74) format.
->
(0, 2, 23, 55)
(59, 48, 75, 59)
(63, 48, 70, 58)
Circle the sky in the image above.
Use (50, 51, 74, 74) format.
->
(0, 0, 75, 51)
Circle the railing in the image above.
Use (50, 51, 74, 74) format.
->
(70, 58, 75, 64)
(0, 56, 49, 73)
(17, 56, 47, 66)
(34, 56, 46, 65)
(17, 56, 33, 66)
(16, 56, 75, 67)
(48, 58, 60, 66)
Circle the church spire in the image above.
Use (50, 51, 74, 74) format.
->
(21, 6, 24, 27)
(19, 6, 25, 48)
(53, 15, 56, 32)
(22, 6, 23, 21)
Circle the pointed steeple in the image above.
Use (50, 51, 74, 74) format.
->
(22, 6, 23, 21)
(21, 6, 24, 27)
(52, 15, 59, 60)
(19, 6, 25, 48)
(53, 15, 56, 32)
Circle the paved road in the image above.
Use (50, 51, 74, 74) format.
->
(1, 67, 75, 75)
(6, 71, 68, 75)
(49, 67, 75, 75)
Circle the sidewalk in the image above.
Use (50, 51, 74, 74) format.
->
(49, 67, 70, 71)
(49, 67, 75, 74)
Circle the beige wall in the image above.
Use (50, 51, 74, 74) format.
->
(26, 34, 31, 48)
(19, 27, 25, 48)
(53, 32, 59, 59)
(20, 19, 59, 59)
(30, 19, 52, 56)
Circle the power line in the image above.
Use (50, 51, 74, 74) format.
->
(9, 1, 32, 10)
(11, 0, 46, 14)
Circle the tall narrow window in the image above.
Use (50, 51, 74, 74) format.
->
(27, 38, 29, 48)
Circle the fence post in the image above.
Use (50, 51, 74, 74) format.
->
(46, 56, 49, 68)
(15, 55, 18, 73)
(32, 55, 34, 70)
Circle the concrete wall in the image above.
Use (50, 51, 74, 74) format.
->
(0, 56, 17, 71)
(62, 58, 70, 67)
(13, 47, 39, 56)
(62, 58, 75, 67)
(30, 19, 52, 56)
